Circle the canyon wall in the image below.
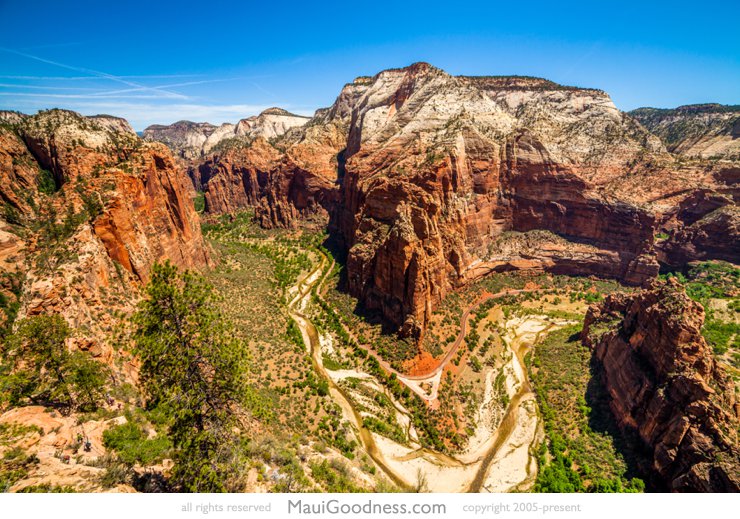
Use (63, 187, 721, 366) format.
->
(146, 64, 738, 337)
(0, 109, 210, 359)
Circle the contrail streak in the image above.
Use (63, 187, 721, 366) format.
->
(87, 78, 239, 97)
(0, 47, 189, 99)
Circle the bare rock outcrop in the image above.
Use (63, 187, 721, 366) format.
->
(582, 279, 740, 492)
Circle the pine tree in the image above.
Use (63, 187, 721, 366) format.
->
(0, 315, 108, 411)
(131, 261, 248, 492)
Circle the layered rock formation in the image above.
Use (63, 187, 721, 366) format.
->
(192, 137, 281, 215)
(190, 63, 737, 336)
(656, 174, 739, 268)
(0, 109, 209, 353)
(582, 279, 740, 492)
(142, 107, 310, 164)
(630, 104, 740, 160)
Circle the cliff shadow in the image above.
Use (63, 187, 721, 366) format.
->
(320, 232, 402, 336)
(585, 358, 657, 491)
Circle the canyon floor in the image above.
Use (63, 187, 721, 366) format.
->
(1, 208, 737, 493)
(204, 212, 739, 493)
(196, 212, 737, 492)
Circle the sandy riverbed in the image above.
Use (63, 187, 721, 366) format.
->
(291, 257, 570, 492)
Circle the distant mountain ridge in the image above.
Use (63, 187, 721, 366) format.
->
(142, 107, 310, 159)
(630, 103, 740, 159)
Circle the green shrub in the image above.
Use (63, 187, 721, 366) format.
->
(103, 421, 172, 466)
(0, 315, 108, 411)
(37, 169, 56, 195)
(193, 192, 205, 213)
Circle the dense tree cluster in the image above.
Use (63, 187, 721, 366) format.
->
(0, 315, 108, 412)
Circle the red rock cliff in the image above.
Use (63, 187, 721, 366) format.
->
(0, 109, 210, 358)
(178, 64, 738, 336)
(582, 279, 740, 492)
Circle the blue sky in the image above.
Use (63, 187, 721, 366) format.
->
(0, 0, 738, 130)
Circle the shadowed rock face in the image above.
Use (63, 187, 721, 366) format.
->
(164, 63, 738, 337)
(582, 279, 740, 492)
(656, 170, 740, 268)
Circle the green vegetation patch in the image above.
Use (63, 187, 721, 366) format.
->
(532, 325, 644, 493)
(193, 191, 205, 213)
(0, 447, 39, 492)
(103, 420, 171, 466)
(0, 315, 108, 412)
(309, 459, 366, 493)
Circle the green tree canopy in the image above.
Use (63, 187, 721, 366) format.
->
(0, 315, 108, 411)
(131, 261, 249, 492)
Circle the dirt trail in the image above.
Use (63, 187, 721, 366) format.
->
(288, 257, 412, 489)
(318, 284, 530, 404)
(289, 252, 560, 492)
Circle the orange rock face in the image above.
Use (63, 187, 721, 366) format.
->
(582, 279, 740, 492)
(0, 128, 42, 217)
(0, 109, 210, 363)
(90, 146, 210, 280)
(195, 138, 281, 215)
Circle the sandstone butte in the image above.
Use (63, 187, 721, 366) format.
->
(582, 279, 740, 492)
(178, 62, 738, 338)
(0, 108, 210, 364)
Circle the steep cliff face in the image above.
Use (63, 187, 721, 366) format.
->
(0, 127, 43, 217)
(582, 279, 740, 492)
(656, 167, 740, 268)
(0, 109, 210, 354)
(327, 64, 721, 335)
(168, 64, 737, 336)
(191, 138, 279, 215)
(630, 104, 740, 160)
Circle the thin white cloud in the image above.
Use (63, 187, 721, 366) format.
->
(87, 78, 240, 97)
(0, 83, 102, 91)
(0, 74, 203, 81)
(0, 47, 189, 99)
(0, 48, 309, 129)
(0, 92, 183, 99)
